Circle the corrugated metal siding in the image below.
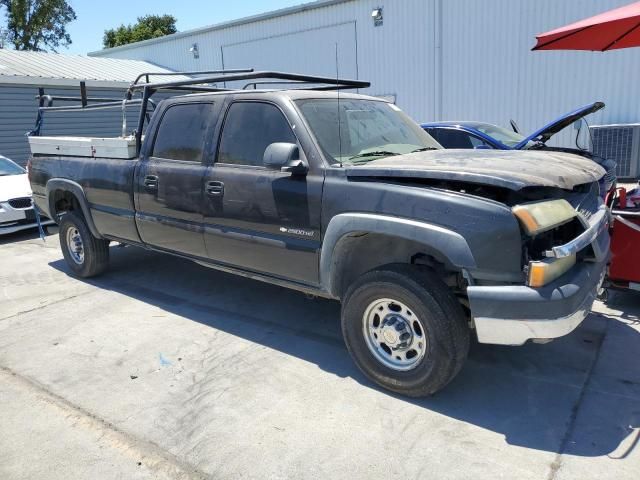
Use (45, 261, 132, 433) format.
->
(0, 50, 183, 85)
(0, 84, 143, 166)
(439, 0, 640, 147)
(92, 0, 640, 148)
(220, 22, 358, 82)
(91, 0, 437, 121)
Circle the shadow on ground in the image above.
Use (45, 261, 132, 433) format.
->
(49, 244, 640, 458)
(0, 228, 43, 246)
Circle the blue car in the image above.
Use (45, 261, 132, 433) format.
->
(422, 102, 616, 196)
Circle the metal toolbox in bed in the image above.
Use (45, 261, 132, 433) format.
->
(28, 136, 138, 159)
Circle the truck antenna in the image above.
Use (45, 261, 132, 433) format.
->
(335, 43, 343, 167)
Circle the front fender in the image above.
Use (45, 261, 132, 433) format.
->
(320, 213, 476, 297)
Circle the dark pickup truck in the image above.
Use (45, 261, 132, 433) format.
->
(28, 71, 610, 396)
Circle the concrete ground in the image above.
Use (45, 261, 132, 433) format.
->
(1, 229, 639, 480)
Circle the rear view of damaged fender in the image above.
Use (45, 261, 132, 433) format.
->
(27, 72, 609, 396)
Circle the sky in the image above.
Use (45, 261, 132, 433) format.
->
(64, 0, 305, 54)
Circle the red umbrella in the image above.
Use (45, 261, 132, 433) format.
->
(533, 1, 640, 51)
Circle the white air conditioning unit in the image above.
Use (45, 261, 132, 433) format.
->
(590, 123, 640, 179)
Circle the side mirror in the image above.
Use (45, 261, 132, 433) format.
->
(263, 142, 308, 175)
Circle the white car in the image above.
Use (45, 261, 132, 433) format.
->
(0, 155, 54, 235)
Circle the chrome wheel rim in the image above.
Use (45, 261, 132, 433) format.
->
(66, 227, 84, 264)
(363, 298, 427, 371)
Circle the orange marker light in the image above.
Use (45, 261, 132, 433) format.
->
(527, 254, 576, 287)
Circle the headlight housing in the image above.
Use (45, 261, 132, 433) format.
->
(512, 199, 577, 236)
(512, 199, 579, 287)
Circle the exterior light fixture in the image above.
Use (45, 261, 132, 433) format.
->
(189, 43, 199, 59)
(371, 7, 383, 27)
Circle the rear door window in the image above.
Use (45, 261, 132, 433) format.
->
(152, 103, 214, 162)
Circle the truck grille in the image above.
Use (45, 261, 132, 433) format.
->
(604, 165, 617, 187)
(8, 197, 32, 209)
(525, 217, 585, 261)
(575, 195, 599, 222)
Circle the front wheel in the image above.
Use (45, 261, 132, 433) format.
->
(59, 211, 110, 278)
(341, 265, 470, 397)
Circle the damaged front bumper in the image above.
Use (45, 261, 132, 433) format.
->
(468, 260, 606, 345)
(468, 203, 610, 346)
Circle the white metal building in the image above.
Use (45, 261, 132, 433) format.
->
(0, 50, 179, 165)
(89, 0, 640, 147)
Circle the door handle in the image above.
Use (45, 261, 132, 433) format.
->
(206, 180, 224, 196)
(144, 175, 158, 190)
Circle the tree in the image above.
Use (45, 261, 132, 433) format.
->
(103, 14, 177, 49)
(0, 0, 76, 52)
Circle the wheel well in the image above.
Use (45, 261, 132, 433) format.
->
(330, 232, 463, 299)
(51, 189, 82, 218)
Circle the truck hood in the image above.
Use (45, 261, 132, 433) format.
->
(0, 173, 31, 202)
(513, 102, 605, 149)
(344, 149, 606, 191)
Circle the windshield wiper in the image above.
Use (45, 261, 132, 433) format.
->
(411, 147, 438, 153)
(348, 151, 400, 162)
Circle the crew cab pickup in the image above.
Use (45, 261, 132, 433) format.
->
(28, 72, 610, 396)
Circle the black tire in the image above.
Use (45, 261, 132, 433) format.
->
(59, 211, 110, 278)
(341, 265, 470, 397)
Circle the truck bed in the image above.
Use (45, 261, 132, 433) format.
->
(29, 153, 141, 243)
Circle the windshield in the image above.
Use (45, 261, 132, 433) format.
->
(295, 99, 441, 164)
(471, 124, 533, 148)
(0, 156, 25, 176)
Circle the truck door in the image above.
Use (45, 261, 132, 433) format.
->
(201, 100, 323, 285)
(135, 101, 216, 258)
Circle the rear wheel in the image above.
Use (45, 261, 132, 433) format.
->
(341, 265, 470, 397)
(59, 211, 110, 278)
